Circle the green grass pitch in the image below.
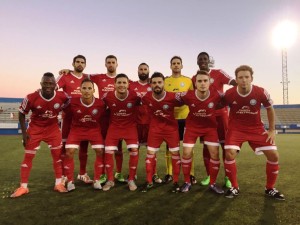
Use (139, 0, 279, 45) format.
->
(0, 134, 299, 225)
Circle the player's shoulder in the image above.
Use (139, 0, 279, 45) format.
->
(25, 90, 40, 101)
(180, 75, 192, 81)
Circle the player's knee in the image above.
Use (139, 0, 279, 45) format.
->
(225, 149, 236, 160)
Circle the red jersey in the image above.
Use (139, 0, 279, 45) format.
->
(142, 91, 183, 132)
(102, 90, 141, 128)
(89, 74, 116, 98)
(223, 85, 273, 131)
(56, 72, 88, 97)
(66, 97, 105, 129)
(192, 69, 233, 116)
(19, 90, 69, 127)
(181, 89, 222, 129)
(129, 81, 152, 124)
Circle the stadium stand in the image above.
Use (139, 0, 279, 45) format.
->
(261, 104, 300, 133)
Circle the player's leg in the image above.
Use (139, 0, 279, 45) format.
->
(64, 146, 77, 192)
(114, 140, 125, 182)
(250, 133, 284, 200)
(11, 127, 42, 198)
(128, 147, 139, 191)
(77, 141, 93, 183)
(206, 144, 224, 194)
(223, 148, 239, 198)
(92, 146, 105, 190)
(216, 113, 231, 188)
(200, 142, 210, 186)
(180, 145, 193, 193)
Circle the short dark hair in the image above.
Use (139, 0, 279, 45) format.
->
(196, 70, 209, 76)
(43, 72, 54, 78)
(150, 72, 165, 82)
(105, 55, 118, 62)
(73, 55, 86, 64)
(138, 62, 149, 68)
(170, 56, 182, 64)
(235, 65, 254, 77)
(197, 52, 210, 60)
(81, 78, 94, 88)
(115, 73, 129, 83)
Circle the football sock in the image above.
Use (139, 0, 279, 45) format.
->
(224, 159, 238, 188)
(128, 150, 139, 181)
(266, 160, 279, 189)
(79, 141, 89, 175)
(181, 156, 192, 183)
(105, 151, 114, 181)
(63, 157, 74, 182)
(171, 154, 181, 183)
(209, 159, 220, 185)
(50, 147, 63, 179)
(94, 154, 104, 180)
(115, 141, 123, 173)
(20, 152, 35, 183)
(145, 154, 155, 184)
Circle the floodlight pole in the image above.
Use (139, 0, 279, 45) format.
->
(281, 48, 289, 104)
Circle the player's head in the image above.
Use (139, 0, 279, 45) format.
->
(235, 65, 254, 89)
(138, 63, 150, 81)
(150, 72, 165, 95)
(105, 55, 118, 74)
(195, 70, 210, 92)
(72, 55, 86, 73)
(80, 78, 95, 99)
(115, 73, 129, 94)
(197, 52, 210, 71)
(40, 72, 56, 99)
(170, 56, 183, 74)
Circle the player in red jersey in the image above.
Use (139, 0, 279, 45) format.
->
(141, 72, 183, 193)
(129, 63, 162, 184)
(11, 73, 69, 198)
(223, 65, 284, 200)
(56, 55, 92, 184)
(102, 74, 141, 191)
(64, 78, 106, 191)
(89, 55, 125, 183)
(180, 70, 224, 194)
(192, 52, 236, 188)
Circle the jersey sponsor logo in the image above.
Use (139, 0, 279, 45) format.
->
(80, 115, 95, 123)
(162, 104, 169, 110)
(42, 110, 56, 119)
(210, 78, 215, 83)
(54, 103, 60, 109)
(92, 109, 98, 115)
(250, 99, 257, 105)
(127, 103, 133, 108)
(173, 88, 179, 91)
(208, 102, 214, 108)
(237, 106, 258, 115)
(154, 110, 169, 118)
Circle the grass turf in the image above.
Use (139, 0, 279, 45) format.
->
(0, 134, 299, 225)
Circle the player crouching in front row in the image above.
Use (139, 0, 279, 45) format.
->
(11, 73, 70, 198)
(63, 78, 106, 191)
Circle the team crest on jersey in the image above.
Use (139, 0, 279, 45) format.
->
(163, 104, 169, 110)
(54, 103, 60, 109)
(210, 78, 214, 83)
(147, 87, 152, 92)
(208, 102, 214, 108)
(92, 109, 98, 115)
(180, 82, 185, 87)
(127, 103, 133, 108)
(250, 99, 257, 105)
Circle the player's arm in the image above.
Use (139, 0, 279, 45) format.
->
(19, 112, 29, 147)
(265, 106, 276, 144)
(58, 69, 71, 75)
